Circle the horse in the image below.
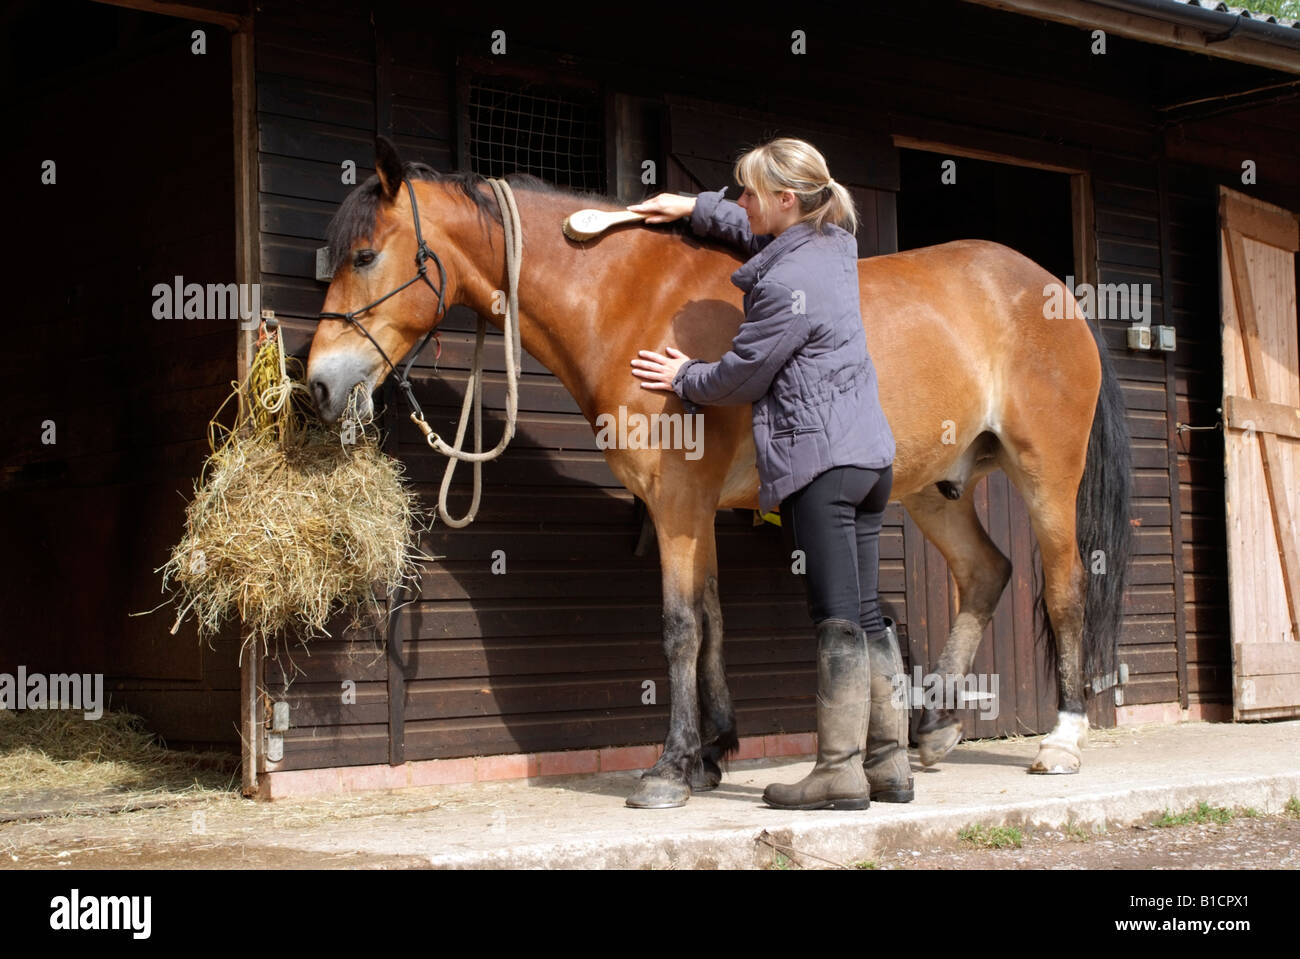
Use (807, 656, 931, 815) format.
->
(307, 137, 1132, 808)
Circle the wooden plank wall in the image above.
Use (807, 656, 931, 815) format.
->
(1165, 164, 1233, 710)
(0, 3, 241, 745)
(246, 0, 1300, 768)
(1091, 152, 1182, 709)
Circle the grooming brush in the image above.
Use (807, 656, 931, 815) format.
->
(561, 208, 646, 241)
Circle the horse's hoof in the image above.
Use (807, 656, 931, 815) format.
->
(625, 775, 691, 808)
(917, 718, 962, 767)
(690, 757, 722, 792)
(1028, 744, 1081, 775)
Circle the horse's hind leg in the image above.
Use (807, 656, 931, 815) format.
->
(693, 572, 739, 790)
(902, 486, 1012, 767)
(1019, 475, 1090, 774)
(994, 409, 1093, 773)
(625, 501, 714, 809)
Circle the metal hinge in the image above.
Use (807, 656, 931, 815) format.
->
(316, 246, 334, 283)
(1087, 663, 1129, 705)
(265, 700, 290, 763)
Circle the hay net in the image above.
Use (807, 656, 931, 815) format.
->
(159, 322, 431, 660)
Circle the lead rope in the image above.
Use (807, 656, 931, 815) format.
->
(420, 177, 522, 528)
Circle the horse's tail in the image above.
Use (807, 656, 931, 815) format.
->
(1035, 318, 1132, 687)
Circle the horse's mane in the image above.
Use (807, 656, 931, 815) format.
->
(326, 163, 690, 274)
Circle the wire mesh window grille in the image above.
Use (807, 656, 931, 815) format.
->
(467, 77, 605, 191)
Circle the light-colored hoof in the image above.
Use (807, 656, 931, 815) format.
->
(1029, 743, 1081, 775)
(917, 721, 962, 767)
(1030, 711, 1088, 774)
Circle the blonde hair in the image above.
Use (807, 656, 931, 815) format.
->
(734, 137, 858, 235)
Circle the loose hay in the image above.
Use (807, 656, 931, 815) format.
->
(0, 708, 234, 799)
(159, 327, 431, 658)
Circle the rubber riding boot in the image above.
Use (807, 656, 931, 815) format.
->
(863, 616, 915, 802)
(763, 619, 871, 810)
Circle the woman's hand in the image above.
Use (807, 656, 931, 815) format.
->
(631, 347, 692, 391)
(627, 193, 696, 224)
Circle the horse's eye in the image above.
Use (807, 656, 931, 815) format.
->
(353, 249, 377, 269)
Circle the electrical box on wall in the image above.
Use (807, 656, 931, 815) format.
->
(1127, 323, 1176, 352)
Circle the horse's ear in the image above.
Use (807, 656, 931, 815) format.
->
(374, 135, 404, 200)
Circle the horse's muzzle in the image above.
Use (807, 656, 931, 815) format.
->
(307, 352, 374, 425)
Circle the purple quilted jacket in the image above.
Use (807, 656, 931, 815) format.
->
(671, 188, 895, 513)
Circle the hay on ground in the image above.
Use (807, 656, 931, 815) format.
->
(0, 708, 234, 798)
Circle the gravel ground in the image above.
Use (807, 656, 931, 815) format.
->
(870, 813, 1300, 870)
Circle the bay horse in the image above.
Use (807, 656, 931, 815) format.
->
(307, 138, 1132, 808)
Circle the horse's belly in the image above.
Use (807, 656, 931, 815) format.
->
(716, 429, 759, 510)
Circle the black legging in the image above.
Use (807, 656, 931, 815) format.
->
(779, 464, 893, 635)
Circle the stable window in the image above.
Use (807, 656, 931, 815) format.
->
(466, 75, 605, 191)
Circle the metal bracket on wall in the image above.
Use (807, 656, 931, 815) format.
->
(265, 701, 290, 763)
(316, 246, 334, 283)
(1087, 663, 1130, 706)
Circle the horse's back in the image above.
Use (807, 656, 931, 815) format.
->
(858, 238, 1085, 350)
(859, 239, 1061, 296)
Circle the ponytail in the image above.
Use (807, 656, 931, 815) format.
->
(804, 177, 857, 234)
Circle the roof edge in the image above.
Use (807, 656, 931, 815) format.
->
(962, 0, 1300, 75)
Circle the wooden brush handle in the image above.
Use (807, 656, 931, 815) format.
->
(566, 209, 646, 234)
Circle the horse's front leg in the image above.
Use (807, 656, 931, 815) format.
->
(625, 512, 710, 809)
(693, 571, 739, 791)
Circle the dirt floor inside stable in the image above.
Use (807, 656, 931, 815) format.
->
(2, 714, 1299, 869)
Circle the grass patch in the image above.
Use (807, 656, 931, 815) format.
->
(1153, 801, 1233, 828)
(958, 824, 1023, 849)
(1285, 796, 1300, 819)
(851, 860, 878, 870)
(1064, 820, 1095, 842)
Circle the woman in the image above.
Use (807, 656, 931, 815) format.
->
(629, 137, 912, 810)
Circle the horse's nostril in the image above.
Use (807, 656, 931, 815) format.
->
(312, 379, 329, 408)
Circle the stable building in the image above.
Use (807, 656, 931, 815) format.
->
(3, 0, 1298, 797)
